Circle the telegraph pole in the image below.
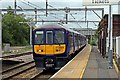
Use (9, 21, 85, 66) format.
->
(65, 7, 70, 24)
(46, 0, 48, 16)
(35, 8, 37, 24)
(85, 6, 87, 22)
(65, 12, 68, 24)
(14, 0, 17, 14)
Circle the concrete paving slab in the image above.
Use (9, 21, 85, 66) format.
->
(83, 46, 118, 79)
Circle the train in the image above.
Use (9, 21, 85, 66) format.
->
(32, 23, 86, 70)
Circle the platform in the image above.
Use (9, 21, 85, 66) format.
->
(50, 44, 119, 79)
(50, 44, 91, 78)
(83, 46, 118, 79)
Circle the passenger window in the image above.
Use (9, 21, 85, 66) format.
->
(69, 33, 73, 46)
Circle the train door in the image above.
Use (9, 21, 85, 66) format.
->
(34, 31, 45, 55)
(45, 31, 54, 55)
(73, 33, 75, 52)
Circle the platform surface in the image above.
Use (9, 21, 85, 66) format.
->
(83, 46, 118, 79)
(51, 44, 91, 78)
(50, 45, 119, 79)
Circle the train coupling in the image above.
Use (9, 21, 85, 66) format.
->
(45, 58, 54, 67)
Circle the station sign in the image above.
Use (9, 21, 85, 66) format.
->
(83, 0, 119, 6)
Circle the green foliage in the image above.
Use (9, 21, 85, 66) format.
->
(90, 34, 98, 46)
(2, 6, 30, 46)
(90, 39, 97, 46)
(90, 32, 98, 46)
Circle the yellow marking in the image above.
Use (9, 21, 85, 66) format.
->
(34, 45, 45, 54)
(54, 44, 66, 54)
(34, 44, 66, 55)
(46, 45, 54, 54)
(113, 59, 120, 77)
(80, 44, 92, 80)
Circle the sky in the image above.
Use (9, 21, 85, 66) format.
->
(0, 0, 120, 29)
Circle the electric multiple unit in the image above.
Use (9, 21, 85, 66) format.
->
(32, 24, 86, 69)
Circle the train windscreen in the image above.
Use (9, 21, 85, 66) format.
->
(35, 31, 44, 44)
(54, 31, 64, 44)
(46, 31, 53, 44)
(34, 30, 64, 44)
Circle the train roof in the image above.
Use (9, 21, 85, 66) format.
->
(36, 24, 64, 29)
(34, 23, 86, 37)
(63, 24, 86, 37)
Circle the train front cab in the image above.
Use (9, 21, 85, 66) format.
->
(32, 29, 68, 69)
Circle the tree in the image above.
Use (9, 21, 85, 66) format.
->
(2, 6, 30, 46)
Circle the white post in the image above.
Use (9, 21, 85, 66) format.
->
(108, 6, 110, 62)
(91, 29, 92, 43)
(108, 5, 113, 68)
(30, 25, 32, 46)
(0, 5, 2, 80)
(0, 8, 2, 55)
(19, 22, 33, 46)
(29, 22, 34, 46)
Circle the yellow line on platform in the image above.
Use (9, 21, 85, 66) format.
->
(113, 59, 120, 77)
(80, 44, 92, 80)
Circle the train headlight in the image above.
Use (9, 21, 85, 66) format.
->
(37, 50, 43, 52)
(56, 49, 61, 52)
(56, 49, 59, 52)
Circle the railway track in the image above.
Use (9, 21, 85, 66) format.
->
(10, 66, 43, 79)
(1, 52, 32, 59)
(2, 46, 86, 80)
(30, 69, 57, 80)
(2, 61, 35, 80)
(1, 51, 57, 79)
(2, 60, 57, 80)
(2, 51, 33, 71)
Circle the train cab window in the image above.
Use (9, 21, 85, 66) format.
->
(46, 31, 53, 44)
(54, 31, 64, 44)
(35, 31, 44, 44)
